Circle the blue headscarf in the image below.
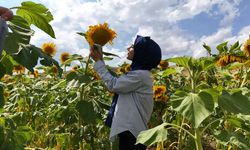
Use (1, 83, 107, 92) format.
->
(131, 35, 162, 70)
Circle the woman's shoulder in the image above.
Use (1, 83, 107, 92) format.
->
(127, 70, 152, 81)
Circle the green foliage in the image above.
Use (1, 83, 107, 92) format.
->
(214, 130, 250, 150)
(136, 123, 168, 146)
(13, 44, 63, 74)
(171, 91, 214, 128)
(219, 90, 250, 115)
(4, 15, 32, 54)
(15, 1, 55, 38)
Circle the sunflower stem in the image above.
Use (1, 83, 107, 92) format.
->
(85, 55, 91, 75)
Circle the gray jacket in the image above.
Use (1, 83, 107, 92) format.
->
(0, 18, 7, 55)
(94, 60, 154, 141)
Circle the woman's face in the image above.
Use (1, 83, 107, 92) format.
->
(127, 45, 134, 60)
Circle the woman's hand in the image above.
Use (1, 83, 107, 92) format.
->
(89, 45, 103, 62)
(0, 7, 13, 21)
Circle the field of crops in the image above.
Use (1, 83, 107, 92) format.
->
(1, 1, 250, 150)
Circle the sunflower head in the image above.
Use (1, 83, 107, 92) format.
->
(3, 91, 10, 98)
(13, 65, 25, 74)
(116, 64, 131, 75)
(243, 37, 250, 57)
(51, 66, 58, 75)
(71, 65, 80, 72)
(124, 64, 131, 73)
(159, 60, 169, 70)
(42, 42, 57, 57)
(85, 22, 116, 46)
(60, 52, 70, 64)
(153, 85, 167, 100)
(28, 70, 39, 78)
(216, 54, 245, 67)
(88, 68, 101, 80)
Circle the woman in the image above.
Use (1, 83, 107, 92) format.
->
(90, 35, 162, 150)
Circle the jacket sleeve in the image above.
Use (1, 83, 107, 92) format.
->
(93, 60, 142, 93)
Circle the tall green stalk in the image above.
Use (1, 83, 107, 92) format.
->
(194, 129, 203, 150)
(190, 70, 203, 150)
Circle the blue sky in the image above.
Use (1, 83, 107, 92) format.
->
(1, 0, 250, 66)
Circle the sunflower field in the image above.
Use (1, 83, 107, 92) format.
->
(1, 1, 250, 150)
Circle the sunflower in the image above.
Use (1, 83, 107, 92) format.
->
(88, 68, 101, 80)
(153, 85, 166, 99)
(85, 22, 116, 46)
(60, 52, 70, 64)
(124, 64, 131, 72)
(28, 70, 39, 78)
(243, 37, 250, 57)
(13, 65, 25, 74)
(1, 75, 12, 82)
(3, 91, 10, 98)
(216, 54, 245, 67)
(51, 66, 58, 75)
(71, 65, 80, 72)
(117, 64, 131, 75)
(159, 60, 169, 70)
(42, 42, 57, 57)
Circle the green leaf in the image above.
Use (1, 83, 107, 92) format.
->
(16, 1, 55, 38)
(51, 80, 66, 90)
(102, 51, 120, 58)
(199, 58, 215, 71)
(167, 57, 191, 68)
(103, 57, 113, 60)
(77, 32, 86, 38)
(171, 91, 214, 128)
(76, 101, 98, 124)
(66, 71, 78, 82)
(12, 45, 39, 72)
(14, 126, 33, 144)
(66, 72, 91, 84)
(13, 44, 63, 76)
(214, 130, 250, 150)
(4, 15, 33, 54)
(229, 41, 241, 52)
(0, 51, 18, 75)
(218, 90, 250, 115)
(162, 68, 177, 77)
(136, 123, 168, 146)
(216, 41, 228, 54)
(203, 43, 212, 55)
(202, 88, 220, 103)
(226, 116, 250, 132)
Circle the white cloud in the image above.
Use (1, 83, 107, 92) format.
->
(26, 0, 245, 66)
(217, 1, 240, 27)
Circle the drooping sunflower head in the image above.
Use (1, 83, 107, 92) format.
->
(42, 42, 57, 57)
(13, 65, 25, 74)
(216, 54, 245, 67)
(60, 52, 70, 64)
(85, 22, 116, 46)
(243, 37, 250, 57)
